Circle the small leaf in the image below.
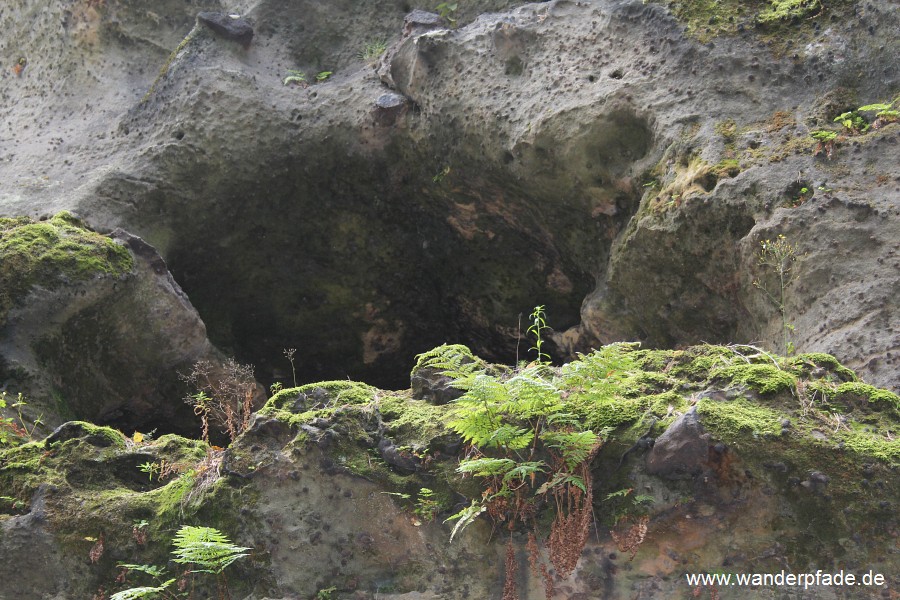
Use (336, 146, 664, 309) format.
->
(444, 501, 485, 544)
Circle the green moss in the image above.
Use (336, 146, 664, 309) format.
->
(141, 31, 196, 104)
(0, 212, 133, 325)
(633, 348, 677, 372)
(260, 381, 377, 426)
(713, 158, 741, 178)
(756, 0, 821, 24)
(300, 380, 377, 405)
(572, 394, 649, 431)
(377, 391, 450, 447)
(834, 382, 900, 417)
(787, 353, 858, 383)
(656, 0, 853, 56)
(715, 120, 738, 141)
(697, 398, 785, 442)
(646, 391, 689, 418)
(713, 363, 797, 395)
(836, 429, 900, 465)
(42, 421, 129, 450)
(662, 345, 734, 381)
(261, 386, 306, 412)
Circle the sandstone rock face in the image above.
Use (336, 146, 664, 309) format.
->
(1, 0, 898, 392)
(0, 220, 220, 435)
(2, 2, 898, 598)
(1, 345, 897, 599)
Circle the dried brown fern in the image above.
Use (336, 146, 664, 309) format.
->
(610, 514, 649, 560)
(547, 463, 594, 579)
(502, 538, 520, 600)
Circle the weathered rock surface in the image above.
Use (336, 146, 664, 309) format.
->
(0, 215, 222, 435)
(1, 345, 897, 599)
(1, 0, 897, 393)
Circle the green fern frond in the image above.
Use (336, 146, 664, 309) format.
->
(171, 526, 250, 574)
(444, 501, 485, 543)
(457, 457, 516, 477)
(502, 461, 547, 483)
(561, 344, 638, 393)
(486, 424, 534, 450)
(412, 344, 483, 383)
(116, 564, 167, 578)
(449, 405, 501, 447)
(503, 372, 563, 419)
(541, 430, 600, 468)
(110, 581, 176, 600)
(545, 412, 580, 426)
(536, 472, 586, 495)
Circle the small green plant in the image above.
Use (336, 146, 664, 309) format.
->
(0, 391, 42, 444)
(359, 39, 387, 63)
(414, 487, 440, 522)
(316, 587, 337, 600)
(315, 71, 333, 83)
(282, 69, 306, 86)
(858, 102, 898, 128)
(112, 526, 249, 600)
(0, 495, 26, 513)
(138, 461, 160, 482)
(432, 165, 451, 183)
(527, 305, 551, 363)
(833, 110, 867, 134)
(753, 235, 799, 355)
(132, 520, 150, 545)
(269, 381, 283, 395)
(284, 348, 298, 387)
(788, 186, 812, 208)
(435, 2, 458, 27)
(810, 129, 837, 158)
(137, 459, 180, 483)
(382, 487, 441, 522)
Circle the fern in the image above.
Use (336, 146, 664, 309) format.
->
(110, 583, 176, 600)
(536, 472, 587, 495)
(502, 461, 547, 484)
(412, 344, 484, 385)
(457, 457, 517, 477)
(444, 501, 486, 543)
(561, 344, 638, 400)
(171, 526, 250, 574)
(487, 424, 534, 450)
(117, 564, 167, 578)
(503, 370, 563, 419)
(541, 430, 600, 469)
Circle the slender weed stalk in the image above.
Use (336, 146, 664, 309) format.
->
(753, 235, 798, 355)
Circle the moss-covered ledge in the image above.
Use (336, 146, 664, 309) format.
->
(1, 344, 896, 598)
(0, 212, 133, 327)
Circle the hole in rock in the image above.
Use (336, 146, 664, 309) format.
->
(158, 110, 654, 397)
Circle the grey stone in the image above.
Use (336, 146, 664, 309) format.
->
(647, 407, 711, 480)
(197, 12, 254, 48)
(410, 366, 464, 405)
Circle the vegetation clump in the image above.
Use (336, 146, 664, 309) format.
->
(756, 0, 821, 25)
